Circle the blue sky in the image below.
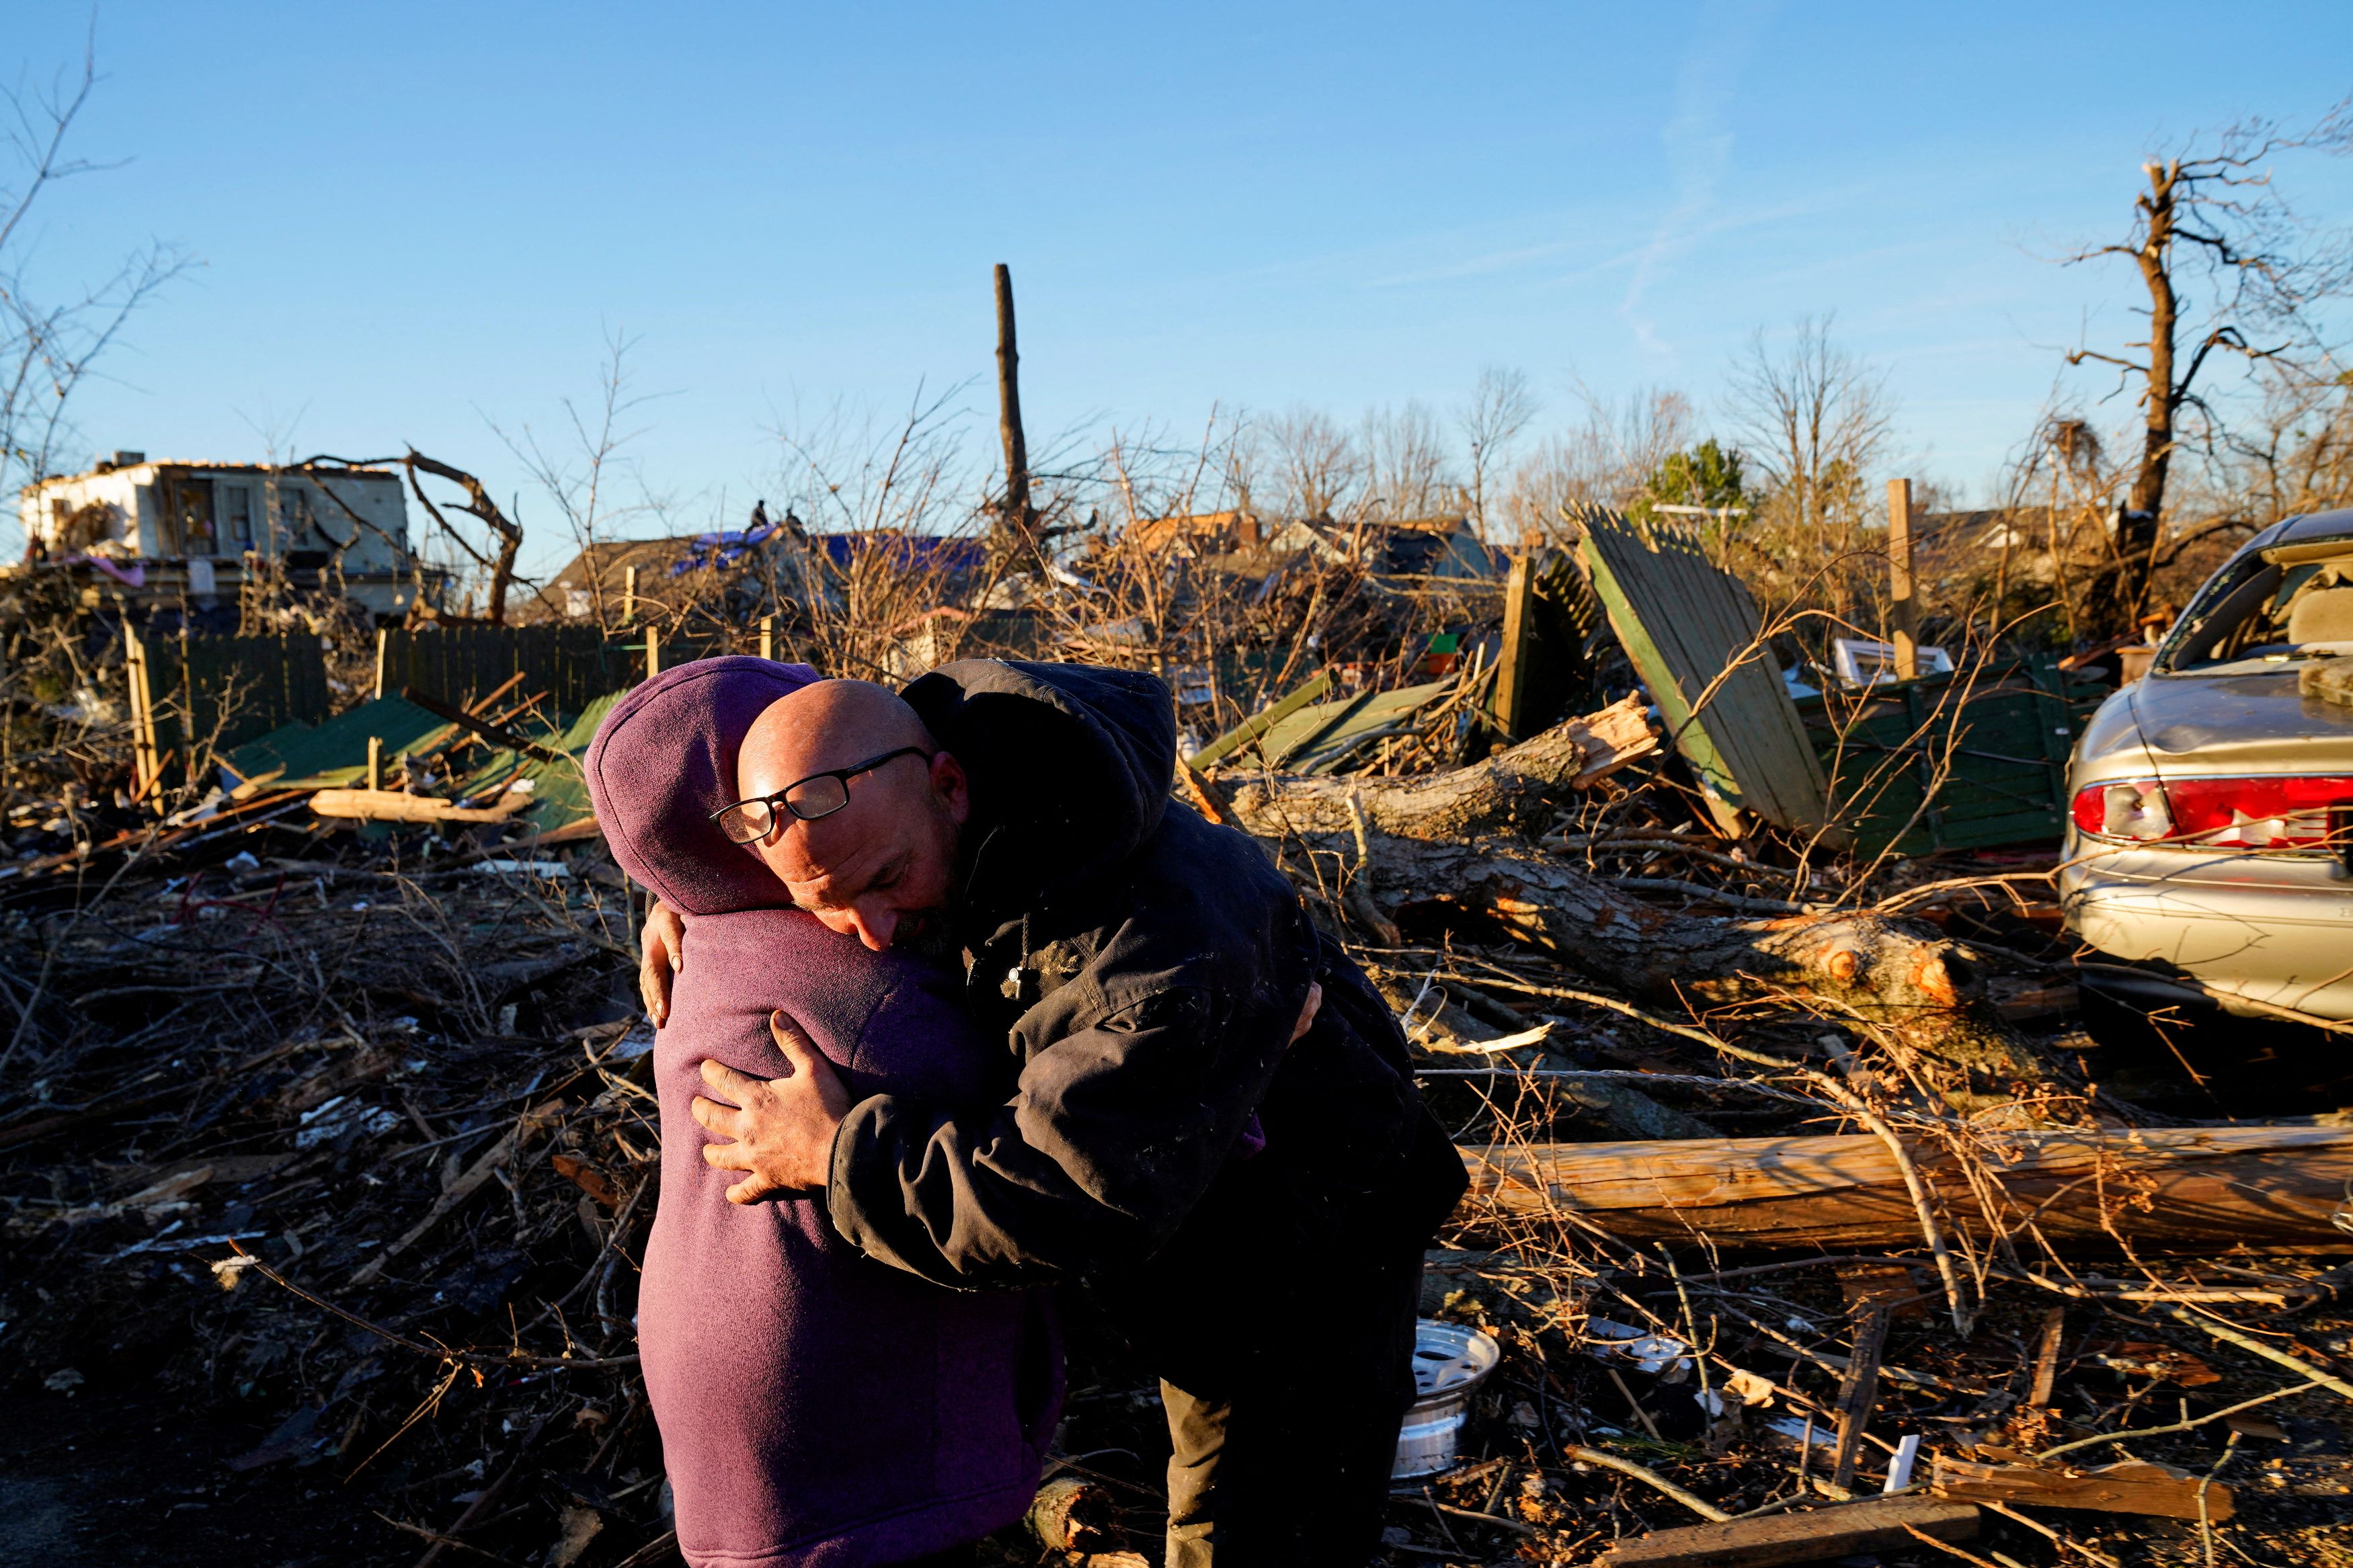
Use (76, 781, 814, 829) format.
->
(10, 3, 2353, 577)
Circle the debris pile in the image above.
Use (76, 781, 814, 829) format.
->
(3, 506, 2350, 1567)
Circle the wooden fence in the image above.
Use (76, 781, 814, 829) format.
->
(374, 624, 631, 712)
(126, 629, 334, 796)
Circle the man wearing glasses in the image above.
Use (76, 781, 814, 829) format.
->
(640, 660, 1464, 1568)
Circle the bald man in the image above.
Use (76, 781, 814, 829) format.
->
(642, 661, 1466, 1568)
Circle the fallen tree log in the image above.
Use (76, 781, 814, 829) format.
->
(1224, 692, 1656, 839)
(1365, 837, 2042, 1079)
(1463, 1124, 2353, 1252)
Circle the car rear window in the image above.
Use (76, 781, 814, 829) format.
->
(2161, 549, 2353, 673)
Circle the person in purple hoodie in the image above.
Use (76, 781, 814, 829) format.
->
(584, 657, 1058, 1568)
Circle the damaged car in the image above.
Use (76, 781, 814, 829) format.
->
(2062, 508, 2353, 1020)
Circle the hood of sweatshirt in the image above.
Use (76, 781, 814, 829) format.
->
(899, 659, 1175, 932)
(584, 655, 820, 915)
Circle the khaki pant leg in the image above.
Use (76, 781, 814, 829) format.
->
(1160, 1377, 1229, 1568)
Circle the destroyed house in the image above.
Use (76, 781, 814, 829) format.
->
(534, 525, 990, 624)
(1265, 514, 1505, 580)
(1125, 509, 1266, 557)
(535, 526, 797, 623)
(13, 453, 441, 618)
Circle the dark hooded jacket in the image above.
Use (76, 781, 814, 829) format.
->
(827, 659, 1466, 1293)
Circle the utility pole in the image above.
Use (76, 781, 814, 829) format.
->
(1886, 478, 1919, 680)
(994, 263, 1034, 550)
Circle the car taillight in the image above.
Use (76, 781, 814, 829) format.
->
(2071, 776, 2353, 849)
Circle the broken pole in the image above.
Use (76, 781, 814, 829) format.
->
(1886, 479, 1919, 680)
(125, 628, 161, 800)
(1492, 554, 1537, 742)
(1830, 1303, 1892, 1493)
(994, 262, 1033, 549)
(759, 613, 776, 662)
(366, 736, 383, 792)
(373, 626, 391, 700)
(645, 624, 662, 681)
(623, 565, 638, 626)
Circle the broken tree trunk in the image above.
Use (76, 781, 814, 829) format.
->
(1224, 693, 1655, 839)
(1464, 1123, 2353, 1253)
(1368, 836, 2036, 1078)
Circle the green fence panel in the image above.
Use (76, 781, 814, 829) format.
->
(1799, 658, 2107, 858)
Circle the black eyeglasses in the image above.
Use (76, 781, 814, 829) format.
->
(711, 746, 932, 844)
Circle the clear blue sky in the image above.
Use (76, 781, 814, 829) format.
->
(12, 3, 2353, 577)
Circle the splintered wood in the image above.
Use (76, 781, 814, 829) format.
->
(1932, 1456, 2235, 1522)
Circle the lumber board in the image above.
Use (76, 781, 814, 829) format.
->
(1600, 1496, 1979, 1567)
(1464, 1124, 2353, 1251)
(1933, 1457, 2233, 1522)
(1187, 671, 1332, 768)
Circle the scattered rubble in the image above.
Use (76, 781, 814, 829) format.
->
(3, 503, 2350, 1567)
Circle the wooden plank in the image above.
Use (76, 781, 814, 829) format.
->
(1601, 1496, 1979, 1567)
(1269, 679, 1453, 774)
(124, 627, 162, 799)
(1187, 671, 1333, 769)
(1463, 1124, 2353, 1252)
(1933, 1457, 2233, 1522)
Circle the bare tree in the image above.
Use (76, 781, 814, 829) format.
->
(1724, 314, 1895, 542)
(1497, 385, 1697, 546)
(1457, 366, 1538, 539)
(2063, 102, 2353, 630)
(402, 452, 526, 624)
(764, 381, 991, 680)
(1359, 399, 1458, 521)
(1264, 405, 1362, 520)
(490, 329, 668, 626)
(2221, 364, 2353, 528)
(0, 36, 188, 548)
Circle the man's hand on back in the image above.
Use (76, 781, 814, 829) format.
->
(639, 900, 686, 1024)
(690, 1011, 851, 1203)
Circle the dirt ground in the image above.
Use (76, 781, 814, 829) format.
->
(7, 837, 2353, 1567)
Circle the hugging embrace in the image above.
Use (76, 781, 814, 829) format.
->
(582, 656, 1466, 1568)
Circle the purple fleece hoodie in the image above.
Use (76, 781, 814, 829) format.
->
(585, 657, 1058, 1568)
